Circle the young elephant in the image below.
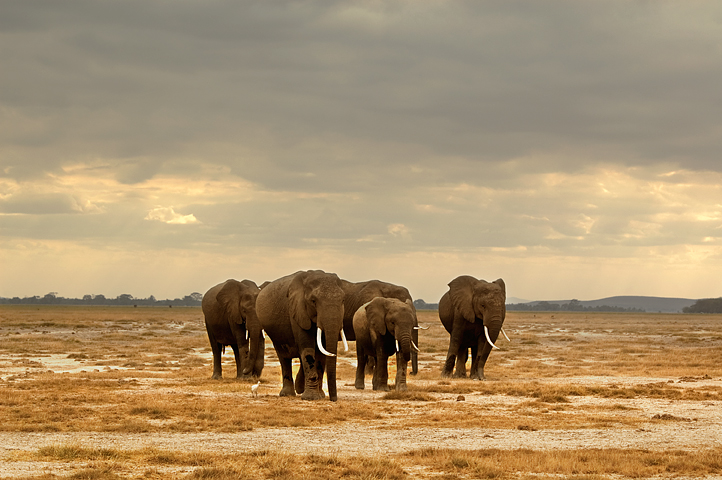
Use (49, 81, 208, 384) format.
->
(353, 297, 419, 392)
(341, 279, 420, 375)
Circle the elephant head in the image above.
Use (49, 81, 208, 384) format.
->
(215, 279, 264, 376)
(449, 275, 506, 350)
(365, 297, 418, 362)
(288, 270, 346, 401)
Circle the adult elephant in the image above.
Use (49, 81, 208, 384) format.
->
(256, 270, 347, 401)
(341, 279, 420, 375)
(439, 275, 507, 380)
(353, 297, 418, 392)
(202, 279, 265, 379)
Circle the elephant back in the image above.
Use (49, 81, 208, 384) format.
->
(201, 282, 224, 319)
(256, 273, 297, 329)
(351, 300, 373, 348)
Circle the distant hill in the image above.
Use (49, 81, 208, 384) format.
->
(508, 296, 697, 313)
(506, 296, 531, 304)
(576, 296, 696, 313)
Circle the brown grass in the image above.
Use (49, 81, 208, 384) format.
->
(10, 444, 722, 479)
(406, 447, 722, 479)
(2, 306, 722, 478)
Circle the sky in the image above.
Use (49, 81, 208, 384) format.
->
(1, 1, 722, 303)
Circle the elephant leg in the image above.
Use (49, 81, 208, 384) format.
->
(208, 331, 224, 380)
(373, 350, 390, 391)
(395, 352, 408, 392)
(316, 354, 327, 398)
(300, 347, 323, 400)
(475, 343, 493, 381)
(355, 345, 367, 389)
(454, 347, 468, 378)
(442, 321, 465, 378)
(278, 354, 296, 397)
(295, 361, 305, 394)
(441, 354, 456, 378)
(365, 355, 376, 376)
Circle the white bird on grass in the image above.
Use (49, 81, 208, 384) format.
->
(251, 381, 260, 398)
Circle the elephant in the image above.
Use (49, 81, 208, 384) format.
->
(256, 270, 347, 401)
(353, 297, 418, 391)
(341, 279, 420, 375)
(439, 275, 506, 380)
(202, 279, 265, 379)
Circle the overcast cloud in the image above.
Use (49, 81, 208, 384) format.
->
(1, 1, 722, 302)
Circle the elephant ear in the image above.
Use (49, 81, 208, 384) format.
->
(288, 272, 313, 330)
(365, 297, 387, 336)
(493, 278, 506, 295)
(448, 275, 477, 323)
(240, 279, 259, 290)
(217, 280, 243, 325)
(494, 278, 507, 319)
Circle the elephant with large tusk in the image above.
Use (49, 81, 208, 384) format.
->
(439, 275, 507, 380)
(256, 270, 346, 401)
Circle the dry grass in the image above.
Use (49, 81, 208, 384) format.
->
(405, 446, 722, 479)
(14, 445, 407, 479)
(2, 306, 722, 478)
(7, 444, 722, 479)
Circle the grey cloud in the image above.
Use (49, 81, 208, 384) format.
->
(0, 192, 100, 215)
(2, 0, 722, 188)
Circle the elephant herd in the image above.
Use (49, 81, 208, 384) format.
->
(202, 270, 507, 402)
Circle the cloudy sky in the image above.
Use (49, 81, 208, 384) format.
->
(1, 1, 721, 303)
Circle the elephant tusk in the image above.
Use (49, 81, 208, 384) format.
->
(484, 326, 500, 350)
(501, 327, 510, 342)
(341, 329, 349, 352)
(413, 325, 429, 330)
(411, 340, 420, 353)
(245, 329, 248, 341)
(261, 329, 266, 339)
(396, 340, 400, 352)
(317, 328, 336, 357)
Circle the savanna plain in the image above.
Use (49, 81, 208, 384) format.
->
(1, 306, 721, 479)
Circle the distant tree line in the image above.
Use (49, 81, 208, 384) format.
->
(0, 292, 203, 306)
(683, 297, 722, 314)
(413, 299, 439, 310)
(413, 298, 645, 313)
(506, 299, 644, 313)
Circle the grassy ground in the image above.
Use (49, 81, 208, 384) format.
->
(1, 305, 722, 479)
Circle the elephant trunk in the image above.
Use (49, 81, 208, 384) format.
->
(483, 316, 504, 351)
(325, 333, 338, 402)
(242, 311, 263, 376)
(317, 305, 343, 402)
(396, 332, 412, 362)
